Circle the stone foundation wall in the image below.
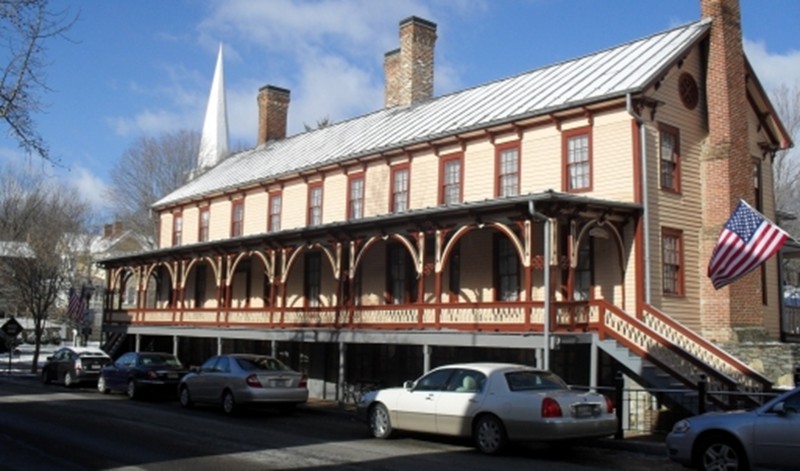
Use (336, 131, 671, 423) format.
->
(722, 342, 800, 389)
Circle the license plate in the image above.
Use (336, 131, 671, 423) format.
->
(573, 404, 596, 418)
(89, 364, 100, 370)
(269, 379, 288, 388)
(167, 372, 178, 379)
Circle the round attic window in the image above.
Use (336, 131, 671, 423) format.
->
(678, 72, 699, 110)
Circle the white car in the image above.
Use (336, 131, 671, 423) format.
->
(358, 362, 617, 454)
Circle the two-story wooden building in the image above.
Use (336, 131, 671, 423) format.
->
(100, 0, 792, 403)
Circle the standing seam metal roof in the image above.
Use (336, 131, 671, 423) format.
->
(155, 19, 711, 208)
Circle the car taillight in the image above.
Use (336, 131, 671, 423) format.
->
(541, 397, 563, 418)
(246, 374, 263, 388)
(604, 395, 614, 414)
(299, 375, 307, 389)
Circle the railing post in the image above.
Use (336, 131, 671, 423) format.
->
(698, 374, 707, 415)
(614, 371, 624, 440)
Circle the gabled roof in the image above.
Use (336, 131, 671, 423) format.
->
(155, 19, 711, 209)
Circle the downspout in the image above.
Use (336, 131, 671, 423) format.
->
(626, 93, 651, 304)
(528, 200, 551, 370)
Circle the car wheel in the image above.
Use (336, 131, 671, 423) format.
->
(97, 376, 110, 394)
(369, 403, 393, 439)
(473, 414, 508, 455)
(179, 386, 193, 409)
(127, 380, 139, 400)
(222, 390, 237, 415)
(64, 371, 75, 388)
(697, 435, 749, 471)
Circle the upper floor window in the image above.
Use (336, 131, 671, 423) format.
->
(308, 183, 323, 226)
(198, 207, 210, 242)
(231, 200, 244, 237)
(662, 228, 684, 296)
(440, 154, 463, 205)
(496, 142, 520, 197)
(563, 128, 592, 192)
(660, 124, 680, 192)
(172, 211, 183, 246)
(390, 164, 409, 213)
(269, 191, 282, 232)
(348, 174, 365, 221)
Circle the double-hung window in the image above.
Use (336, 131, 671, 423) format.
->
(231, 200, 244, 237)
(563, 128, 591, 192)
(308, 183, 323, 226)
(440, 154, 463, 205)
(172, 211, 183, 246)
(269, 191, 282, 232)
(348, 174, 365, 221)
(198, 207, 209, 242)
(496, 142, 520, 197)
(662, 228, 684, 296)
(659, 124, 680, 192)
(390, 165, 409, 213)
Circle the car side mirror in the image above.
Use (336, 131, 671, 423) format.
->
(403, 380, 415, 390)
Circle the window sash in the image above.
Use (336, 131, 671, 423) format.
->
(392, 168, 409, 213)
(172, 214, 182, 246)
(660, 130, 678, 190)
(349, 177, 364, 220)
(498, 147, 519, 197)
(231, 202, 244, 237)
(497, 238, 519, 301)
(567, 134, 590, 191)
(199, 209, 209, 242)
(308, 186, 323, 226)
(269, 194, 282, 232)
(662, 232, 682, 295)
(443, 159, 461, 205)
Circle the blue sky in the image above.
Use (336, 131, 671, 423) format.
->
(3, 0, 799, 219)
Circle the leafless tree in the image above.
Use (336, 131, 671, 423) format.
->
(0, 165, 92, 372)
(0, 0, 77, 163)
(105, 130, 201, 248)
(303, 116, 332, 132)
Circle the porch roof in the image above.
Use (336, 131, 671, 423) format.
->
(99, 190, 641, 267)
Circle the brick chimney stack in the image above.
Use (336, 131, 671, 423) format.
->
(699, 0, 759, 341)
(257, 85, 291, 146)
(384, 16, 437, 108)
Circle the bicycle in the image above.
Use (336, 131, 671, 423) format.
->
(341, 379, 382, 408)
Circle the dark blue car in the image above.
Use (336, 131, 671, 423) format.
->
(98, 351, 187, 399)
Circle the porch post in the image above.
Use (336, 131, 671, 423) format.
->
(338, 342, 347, 402)
(423, 344, 432, 373)
(173, 335, 179, 356)
(134, 334, 141, 352)
(590, 334, 598, 389)
(217, 336, 223, 355)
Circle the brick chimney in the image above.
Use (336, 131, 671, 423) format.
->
(257, 85, 290, 146)
(699, 0, 758, 341)
(384, 16, 437, 108)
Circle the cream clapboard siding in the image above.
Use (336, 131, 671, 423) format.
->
(412, 151, 438, 208)
(464, 140, 494, 201)
(282, 181, 308, 230)
(159, 212, 173, 247)
(591, 110, 636, 202)
(646, 46, 706, 331)
(182, 207, 199, 244)
(209, 197, 232, 241)
(365, 161, 389, 217)
(243, 191, 267, 236)
(523, 125, 561, 193)
(324, 173, 346, 224)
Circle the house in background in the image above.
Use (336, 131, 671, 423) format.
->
(98, 0, 798, 423)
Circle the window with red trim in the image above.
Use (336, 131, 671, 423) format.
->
(440, 154, 463, 205)
(308, 183, 323, 226)
(659, 124, 680, 192)
(563, 128, 592, 192)
(496, 142, 520, 197)
(172, 211, 183, 246)
(348, 174, 365, 221)
(662, 228, 684, 296)
(390, 164, 409, 213)
(495, 236, 520, 301)
(269, 191, 282, 232)
(231, 200, 244, 237)
(198, 207, 209, 242)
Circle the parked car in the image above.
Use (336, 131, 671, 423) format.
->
(357, 362, 617, 455)
(41, 346, 111, 387)
(98, 351, 187, 399)
(178, 354, 308, 414)
(665, 386, 800, 470)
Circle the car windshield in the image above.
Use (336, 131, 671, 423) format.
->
(79, 352, 108, 358)
(236, 356, 290, 372)
(505, 371, 567, 391)
(140, 354, 182, 367)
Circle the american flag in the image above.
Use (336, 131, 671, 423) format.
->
(66, 287, 87, 321)
(708, 200, 789, 290)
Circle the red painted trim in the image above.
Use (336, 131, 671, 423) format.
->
(561, 126, 593, 193)
(661, 227, 685, 297)
(389, 163, 410, 213)
(172, 209, 183, 247)
(346, 172, 365, 221)
(657, 122, 681, 194)
(268, 190, 282, 232)
(230, 199, 244, 237)
(439, 152, 464, 205)
(307, 182, 323, 226)
(198, 207, 210, 242)
(494, 140, 521, 197)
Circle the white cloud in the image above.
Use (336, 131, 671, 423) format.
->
(63, 165, 112, 216)
(106, 109, 190, 137)
(744, 38, 800, 92)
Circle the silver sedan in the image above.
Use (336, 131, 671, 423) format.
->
(666, 386, 800, 470)
(358, 362, 617, 455)
(178, 354, 308, 415)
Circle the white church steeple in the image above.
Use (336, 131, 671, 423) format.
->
(197, 43, 229, 170)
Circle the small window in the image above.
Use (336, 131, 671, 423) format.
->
(348, 174, 365, 221)
(172, 211, 182, 246)
(659, 124, 680, 192)
(440, 154, 463, 205)
(662, 228, 684, 296)
(390, 165, 410, 213)
(308, 183, 323, 226)
(269, 191, 282, 232)
(496, 142, 520, 197)
(231, 200, 244, 237)
(563, 128, 592, 192)
(199, 207, 210, 242)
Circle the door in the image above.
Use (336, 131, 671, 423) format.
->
(435, 369, 486, 436)
(394, 368, 454, 433)
(107, 353, 135, 390)
(752, 391, 800, 468)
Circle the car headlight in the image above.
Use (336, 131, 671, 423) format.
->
(671, 419, 691, 434)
